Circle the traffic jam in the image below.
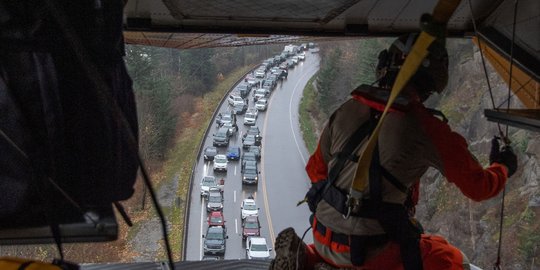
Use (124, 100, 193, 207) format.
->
(199, 43, 312, 260)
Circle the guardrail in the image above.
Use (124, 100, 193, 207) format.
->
(181, 65, 259, 260)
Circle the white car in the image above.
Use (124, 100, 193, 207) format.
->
(213, 154, 228, 172)
(298, 52, 305, 60)
(241, 198, 259, 219)
(291, 56, 299, 64)
(200, 176, 218, 197)
(255, 69, 265, 78)
(227, 94, 245, 107)
(243, 109, 258, 126)
(255, 99, 268, 111)
(246, 237, 272, 260)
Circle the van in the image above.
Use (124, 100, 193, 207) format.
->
(228, 94, 245, 106)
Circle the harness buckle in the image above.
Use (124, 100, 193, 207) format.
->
(343, 189, 363, 220)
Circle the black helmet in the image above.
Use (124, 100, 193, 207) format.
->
(376, 33, 449, 98)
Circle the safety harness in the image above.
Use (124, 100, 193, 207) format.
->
(305, 106, 425, 269)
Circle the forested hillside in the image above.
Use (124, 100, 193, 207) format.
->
(300, 39, 540, 269)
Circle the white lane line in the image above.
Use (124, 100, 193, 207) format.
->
(235, 218, 239, 234)
(234, 165, 237, 176)
(234, 190, 237, 203)
(200, 198, 205, 260)
(289, 71, 314, 166)
(204, 162, 208, 175)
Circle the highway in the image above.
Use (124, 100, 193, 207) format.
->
(185, 52, 320, 261)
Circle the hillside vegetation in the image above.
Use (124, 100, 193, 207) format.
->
(299, 39, 540, 269)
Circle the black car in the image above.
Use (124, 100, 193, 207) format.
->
(244, 126, 262, 143)
(204, 146, 218, 161)
(203, 226, 228, 255)
(206, 189, 224, 212)
(241, 152, 257, 165)
(213, 127, 230, 147)
(242, 161, 259, 185)
(247, 145, 261, 160)
(242, 134, 257, 149)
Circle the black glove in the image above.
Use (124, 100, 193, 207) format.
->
(489, 136, 501, 165)
(499, 146, 517, 178)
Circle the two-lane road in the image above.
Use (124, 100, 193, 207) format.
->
(185, 53, 320, 260)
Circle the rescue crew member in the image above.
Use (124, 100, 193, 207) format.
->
(270, 33, 517, 270)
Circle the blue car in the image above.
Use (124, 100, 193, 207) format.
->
(226, 146, 241, 160)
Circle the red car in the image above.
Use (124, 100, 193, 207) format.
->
(242, 215, 261, 239)
(207, 211, 225, 227)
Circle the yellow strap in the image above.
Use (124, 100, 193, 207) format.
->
(0, 257, 62, 270)
(350, 0, 462, 196)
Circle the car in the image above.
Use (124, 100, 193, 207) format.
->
(213, 154, 228, 172)
(226, 146, 241, 160)
(200, 176, 219, 197)
(278, 68, 288, 79)
(241, 159, 257, 173)
(241, 152, 257, 165)
(203, 146, 218, 161)
(206, 188, 224, 212)
(286, 59, 295, 68)
(203, 226, 228, 255)
(291, 56, 299, 64)
(242, 215, 261, 239)
(242, 161, 259, 185)
(246, 237, 272, 260)
(252, 88, 268, 102)
(255, 99, 267, 111)
(244, 126, 262, 142)
(227, 93, 245, 107)
(220, 122, 238, 135)
(236, 83, 251, 98)
(255, 69, 265, 78)
(242, 134, 258, 149)
(247, 145, 261, 160)
(298, 52, 306, 60)
(231, 102, 247, 115)
(216, 112, 236, 126)
(241, 198, 259, 219)
(279, 62, 288, 69)
(213, 127, 230, 147)
(207, 211, 225, 227)
(243, 110, 258, 126)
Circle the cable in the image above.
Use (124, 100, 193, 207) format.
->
(297, 226, 312, 270)
(467, 0, 504, 139)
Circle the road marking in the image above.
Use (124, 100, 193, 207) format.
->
(200, 197, 205, 260)
(234, 190, 237, 203)
(204, 163, 208, 175)
(289, 71, 313, 166)
(235, 218, 238, 234)
(261, 99, 276, 247)
(234, 165, 237, 176)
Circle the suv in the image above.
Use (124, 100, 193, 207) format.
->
(242, 134, 258, 149)
(241, 198, 259, 220)
(228, 94, 245, 107)
(213, 154, 228, 172)
(242, 215, 261, 239)
(242, 161, 259, 185)
(236, 83, 251, 98)
(231, 103, 247, 115)
(244, 109, 258, 126)
(244, 126, 262, 142)
(241, 152, 257, 165)
(213, 127, 230, 147)
(203, 226, 227, 255)
(246, 237, 272, 260)
(206, 188, 224, 212)
(247, 145, 261, 160)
